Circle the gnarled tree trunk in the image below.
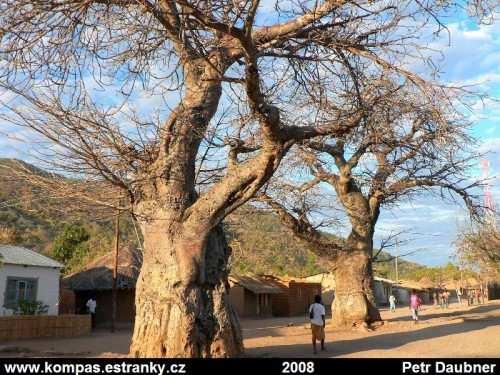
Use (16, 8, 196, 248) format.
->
(128, 57, 244, 357)
(130, 220, 243, 357)
(329, 181, 382, 328)
(331, 237, 381, 328)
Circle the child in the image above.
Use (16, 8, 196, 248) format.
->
(409, 290, 421, 323)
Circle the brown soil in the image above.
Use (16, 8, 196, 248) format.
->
(2, 300, 499, 358)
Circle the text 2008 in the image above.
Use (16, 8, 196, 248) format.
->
(282, 361, 315, 374)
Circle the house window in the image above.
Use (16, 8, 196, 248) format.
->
(4, 277, 38, 309)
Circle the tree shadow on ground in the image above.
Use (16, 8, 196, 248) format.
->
(388, 304, 499, 322)
(245, 312, 500, 358)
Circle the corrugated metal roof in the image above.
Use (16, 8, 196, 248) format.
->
(374, 276, 396, 284)
(0, 245, 63, 268)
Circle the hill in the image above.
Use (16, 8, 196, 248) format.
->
(0, 158, 139, 268)
(0, 158, 64, 250)
(0, 159, 462, 281)
(225, 205, 425, 278)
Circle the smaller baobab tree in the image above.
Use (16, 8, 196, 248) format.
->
(456, 224, 500, 280)
(260, 77, 483, 328)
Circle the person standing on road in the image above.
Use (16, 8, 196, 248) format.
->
(86, 297, 97, 330)
(456, 288, 462, 305)
(469, 290, 475, 306)
(476, 289, 482, 304)
(410, 290, 421, 323)
(389, 294, 397, 312)
(443, 290, 450, 309)
(309, 295, 326, 354)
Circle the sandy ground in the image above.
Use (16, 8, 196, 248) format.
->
(1, 300, 499, 358)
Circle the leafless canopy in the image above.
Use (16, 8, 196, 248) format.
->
(456, 225, 500, 279)
(0, 0, 490, 223)
(259, 76, 484, 261)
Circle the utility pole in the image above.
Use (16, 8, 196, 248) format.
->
(111, 209, 120, 333)
(460, 263, 464, 289)
(395, 242, 399, 284)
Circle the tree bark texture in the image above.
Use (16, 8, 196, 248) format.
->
(130, 220, 243, 357)
(331, 244, 381, 328)
(331, 184, 382, 328)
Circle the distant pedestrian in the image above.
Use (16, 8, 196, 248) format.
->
(433, 292, 438, 306)
(443, 290, 450, 309)
(468, 290, 474, 306)
(439, 291, 445, 309)
(309, 295, 326, 354)
(410, 290, 421, 323)
(456, 288, 462, 305)
(86, 297, 97, 329)
(389, 294, 396, 312)
(476, 289, 482, 304)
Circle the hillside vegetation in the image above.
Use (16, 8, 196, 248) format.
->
(0, 158, 470, 282)
(0, 159, 139, 272)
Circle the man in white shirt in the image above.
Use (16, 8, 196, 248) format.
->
(86, 297, 97, 329)
(308, 294, 326, 354)
(389, 294, 396, 312)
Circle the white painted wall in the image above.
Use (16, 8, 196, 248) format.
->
(0, 264, 60, 316)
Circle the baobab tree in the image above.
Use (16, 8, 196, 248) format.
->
(456, 225, 500, 279)
(0, 0, 493, 357)
(260, 78, 483, 328)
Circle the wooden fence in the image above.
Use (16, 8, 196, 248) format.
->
(0, 314, 91, 341)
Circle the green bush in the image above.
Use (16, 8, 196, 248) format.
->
(51, 223, 90, 265)
(13, 300, 49, 315)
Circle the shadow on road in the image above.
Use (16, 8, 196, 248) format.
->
(246, 309, 500, 358)
(388, 304, 499, 322)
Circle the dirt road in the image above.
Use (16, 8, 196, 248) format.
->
(245, 301, 500, 358)
(2, 300, 499, 358)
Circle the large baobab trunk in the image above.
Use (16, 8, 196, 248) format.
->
(331, 237, 381, 328)
(130, 222, 243, 357)
(330, 187, 382, 328)
(128, 59, 244, 357)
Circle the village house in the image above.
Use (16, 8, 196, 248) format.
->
(304, 272, 335, 313)
(261, 275, 321, 317)
(62, 246, 141, 328)
(304, 272, 446, 308)
(0, 244, 63, 316)
(391, 280, 428, 305)
(305, 272, 395, 308)
(228, 275, 283, 318)
(64, 248, 323, 323)
(488, 280, 500, 300)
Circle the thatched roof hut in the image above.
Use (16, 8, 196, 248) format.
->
(396, 280, 425, 291)
(63, 246, 142, 291)
(440, 279, 460, 290)
(464, 277, 482, 289)
(418, 277, 435, 289)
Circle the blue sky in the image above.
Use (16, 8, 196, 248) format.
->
(374, 13, 500, 266)
(1, 5, 500, 267)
